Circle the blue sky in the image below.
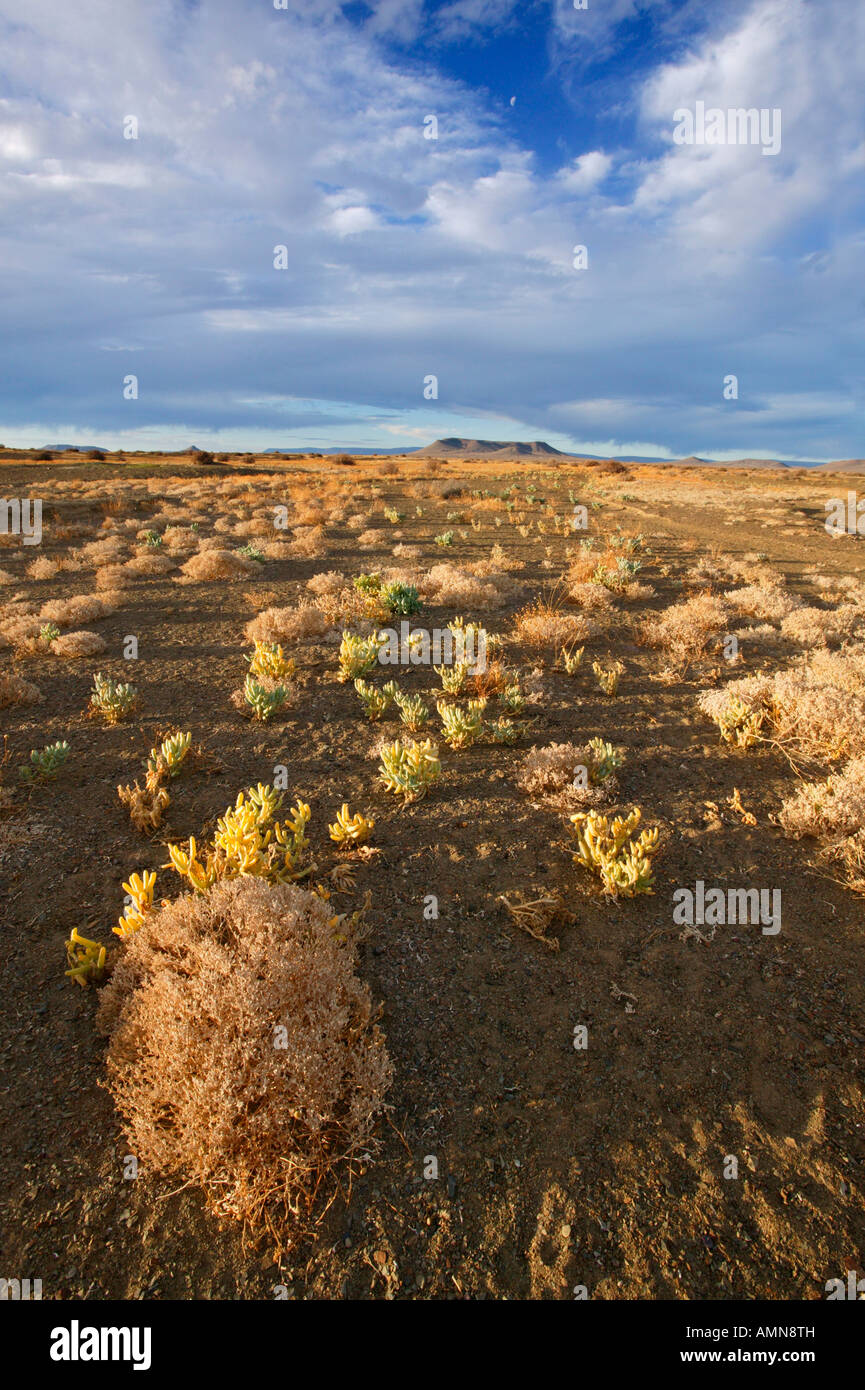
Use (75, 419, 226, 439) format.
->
(0, 0, 862, 459)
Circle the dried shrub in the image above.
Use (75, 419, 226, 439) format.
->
(95, 564, 132, 591)
(517, 740, 619, 808)
(779, 756, 865, 843)
(27, 557, 60, 580)
(699, 646, 865, 763)
(287, 527, 326, 559)
(780, 604, 862, 648)
(244, 603, 328, 645)
(177, 550, 255, 582)
(79, 538, 127, 566)
(0, 613, 42, 650)
(357, 528, 386, 549)
(638, 592, 727, 670)
(421, 562, 499, 607)
(567, 580, 614, 612)
(162, 525, 199, 551)
(779, 757, 865, 892)
(38, 593, 119, 627)
(513, 599, 596, 655)
(724, 583, 801, 623)
(306, 571, 347, 596)
(97, 877, 391, 1250)
(518, 742, 584, 796)
(51, 629, 107, 658)
(0, 669, 43, 708)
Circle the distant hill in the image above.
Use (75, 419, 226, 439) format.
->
(666, 455, 785, 470)
(414, 438, 569, 459)
(408, 440, 838, 469)
(42, 444, 106, 453)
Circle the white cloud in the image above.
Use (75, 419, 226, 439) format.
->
(0, 0, 859, 459)
(556, 150, 614, 193)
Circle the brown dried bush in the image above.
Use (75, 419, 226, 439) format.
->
(51, 629, 107, 658)
(356, 528, 386, 549)
(306, 570, 346, 596)
(0, 669, 43, 708)
(287, 527, 326, 559)
(39, 593, 119, 627)
(97, 877, 391, 1250)
(779, 757, 865, 892)
(724, 583, 801, 623)
(94, 564, 132, 591)
(420, 562, 499, 607)
(638, 592, 728, 670)
(517, 741, 617, 808)
(513, 598, 596, 655)
(117, 780, 170, 832)
(27, 557, 60, 580)
(779, 756, 865, 843)
(699, 646, 865, 763)
(0, 613, 42, 649)
(244, 603, 328, 645)
(780, 604, 863, 648)
(177, 549, 255, 582)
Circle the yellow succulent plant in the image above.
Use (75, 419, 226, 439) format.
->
(329, 803, 375, 845)
(166, 785, 312, 890)
(569, 806, 661, 897)
(65, 929, 107, 987)
(114, 870, 157, 938)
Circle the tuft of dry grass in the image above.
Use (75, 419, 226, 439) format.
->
(513, 596, 596, 657)
(97, 876, 392, 1252)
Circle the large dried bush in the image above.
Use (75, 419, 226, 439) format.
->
(699, 645, 865, 763)
(779, 757, 865, 892)
(39, 592, 119, 627)
(638, 592, 727, 670)
(97, 877, 391, 1250)
(177, 549, 254, 582)
(245, 603, 328, 645)
(51, 629, 107, 658)
(420, 562, 499, 606)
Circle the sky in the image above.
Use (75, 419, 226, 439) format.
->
(0, 0, 862, 460)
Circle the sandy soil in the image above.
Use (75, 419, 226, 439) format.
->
(1, 452, 863, 1300)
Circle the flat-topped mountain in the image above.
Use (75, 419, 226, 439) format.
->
(414, 438, 568, 458)
(409, 439, 845, 469)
